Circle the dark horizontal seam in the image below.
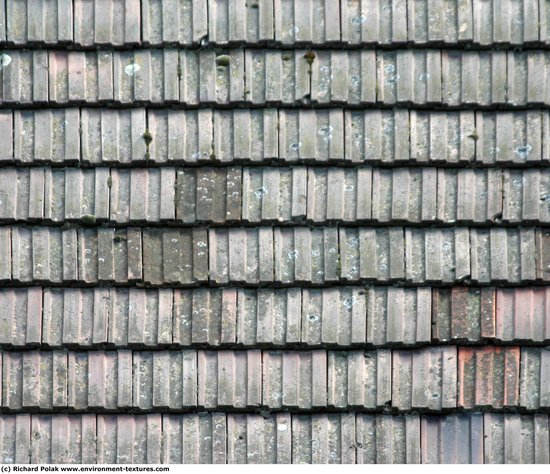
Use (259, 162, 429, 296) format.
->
(0, 340, 547, 353)
(0, 281, 549, 290)
(0, 406, 548, 416)
(0, 220, 549, 230)
(0, 161, 548, 170)
(3, 102, 550, 112)
(0, 42, 549, 52)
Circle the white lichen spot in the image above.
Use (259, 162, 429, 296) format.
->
(0, 53, 11, 68)
(343, 296, 356, 309)
(515, 144, 532, 159)
(287, 249, 299, 260)
(277, 422, 288, 431)
(254, 186, 268, 198)
(384, 74, 400, 85)
(418, 73, 431, 82)
(351, 15, 367, 26)
(125, 63, 141, 76)
(317, 125, 334, 142)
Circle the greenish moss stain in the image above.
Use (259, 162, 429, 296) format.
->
(143, 129, 153, 159)
(303, 51, 316, 66)
(216, 55, 231, 67)
(81, 215, 96, 225)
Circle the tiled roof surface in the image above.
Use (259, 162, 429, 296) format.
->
(1, 0, 550, 465)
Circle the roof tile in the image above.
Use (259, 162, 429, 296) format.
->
(458, 346, 520, 409)
(4, 50, 550, 105)
(496, 288, 550, 342)
(421, 414, 483, 463)
(355, 414, 420, 464)
(3, 108, 550, 165)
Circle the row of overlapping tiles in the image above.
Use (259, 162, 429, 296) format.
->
(1, 108, 547, 166)
(2, 49, 550, 106)
(0, 286, 547, 348)
(0, 412, 547, 464)
(1, 0, 547, 47)
(0, 346, 548, 410)
(0, 166, 547, 224)
(0, 225, 548, 285)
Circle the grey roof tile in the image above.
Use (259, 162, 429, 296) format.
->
(392, 347, 457, 411)
(503, 169, 550, 223)
(145, 0, 207, 45)
(340, 0, 406, 45)
(262, 350, 327, 409)
(74, 0, 141, 46)
(0, 287, 42, 347)
(483, 413, 549, 463)
(519, 347, 550, 410)
(96, 414, 161, 463)
(0, 414, 31, 463)
(198, 350, 261, 408)
(3, 108, 550, 164)
(421, 414, 483, 463)
(0, 286, 549, 348)
(3, 0, 550, 47)
(6, 0, 73, 45)
(162, 413, 226, 464)
(226, 413, 290, 464)
(470, 228, 538, 283)
(328, 350, 391, 409)
(1, 413, 550, 463)
(304, 414, 357, 463)
(4, 49, 550, 105)
(355, 414, 420, 464)
(405, 228, 469, 283)
(4, 225, 550, 285)
(496, 288, 550, 342)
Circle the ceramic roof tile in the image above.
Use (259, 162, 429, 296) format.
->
(483, 413, 550, 464)
(162, 413, 226, 463)
(432, 287, 496, 343)
(519, 347, 550, 410)
(262, 350, 327, 409)
(470, 227, 540, 283)
(3, 0, 550, 47)
(327, 350, 391, 409)
(3, 0, 550, 465)
(4, 225, 550, 285)
(96, 414, 162, 464)
(4, 347, 550, 412)
(392, 347, 457, 411)
(74, 0, 141, 46)
(5, 0, 73, 45)
(421, 414, 484, 463)
(355, 414, 421, 464)
(2, 286, 521, 349)
(198, 350, 261, 409)
(10, 166, 539, 225)
(496, 288, 550, 342)
(1, 413, 550, 463)
(458, 346, 521, 409)
(4, 49, 550, 106)
(4, 108, 550, 165)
